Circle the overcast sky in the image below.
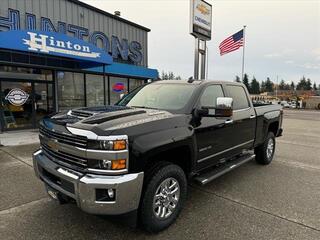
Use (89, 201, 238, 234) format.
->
(83, 0, 320, 84)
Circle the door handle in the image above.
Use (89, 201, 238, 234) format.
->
(250, 115, 256, 119)
(225, 119, 233, 124)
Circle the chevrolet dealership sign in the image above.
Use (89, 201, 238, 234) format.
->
(0, 30, 113, 65)
(190, 0, 212, 40)
(5, 88, 29, 106)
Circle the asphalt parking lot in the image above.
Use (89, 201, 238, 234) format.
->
(0, 109, 320, 240)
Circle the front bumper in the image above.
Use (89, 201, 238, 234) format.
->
(33, 149, 144, 215)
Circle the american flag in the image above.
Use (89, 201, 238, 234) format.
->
(219, 29, 244, 56)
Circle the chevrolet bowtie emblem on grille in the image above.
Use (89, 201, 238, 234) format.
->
(47, 139, 59, 152)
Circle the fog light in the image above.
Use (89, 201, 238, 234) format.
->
(108, 189, 115, 198)
(96, 189, 116, 202)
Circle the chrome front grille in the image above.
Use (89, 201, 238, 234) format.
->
(41, 143, 88, 169)
(39, 125, 87, 148)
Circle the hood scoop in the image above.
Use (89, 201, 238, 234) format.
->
(68, 106, 132, 119)
(82, 109, 146, 124)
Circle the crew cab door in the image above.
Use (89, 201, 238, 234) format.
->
(194, 84, 256, 171)
(194, 84, 232, 170)
(224, 84, 256, 152)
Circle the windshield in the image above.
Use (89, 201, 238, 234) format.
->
(117, 83, 196, 111)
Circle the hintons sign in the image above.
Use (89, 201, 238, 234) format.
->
(0, 8, 143, 64)
(0, 30, 113, 65)
(190, 0, 212, 40)
(23, 32, 101, 59)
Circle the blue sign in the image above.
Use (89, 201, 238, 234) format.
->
(0, 30, 113, 65)
(0, 8, 143, 64)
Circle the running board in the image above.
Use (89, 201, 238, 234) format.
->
(194, 153, 256, 185)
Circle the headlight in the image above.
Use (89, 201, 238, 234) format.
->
(99, 159, 127, 170)
(88, 159, 127, 171)
(88, 139, 127, 151)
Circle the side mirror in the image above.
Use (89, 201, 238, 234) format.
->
(215, 97, 233, 117)
(197, 97, 233, 118)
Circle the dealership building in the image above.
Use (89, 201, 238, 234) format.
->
(0, 0, 158, 132)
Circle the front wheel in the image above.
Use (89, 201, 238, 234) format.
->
(139, 163, 187, 233)
(255, 132, 276, 165)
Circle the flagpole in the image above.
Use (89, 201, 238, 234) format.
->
(241, 25, 246, 81)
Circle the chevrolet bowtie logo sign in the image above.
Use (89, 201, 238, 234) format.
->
(5, 88, 29, 106)
(23, 32, 101, 59)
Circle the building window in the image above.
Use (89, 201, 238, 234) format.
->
(109, 77, 128, 105)
(129, 78, 145, 92)
(86, 74, 104, 107)
(57, 72, 85, 110)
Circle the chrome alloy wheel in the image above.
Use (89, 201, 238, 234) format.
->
(266, 138, 274, 159)
(153, 177, 180, 219)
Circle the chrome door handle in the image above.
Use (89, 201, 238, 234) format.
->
(250, 115, 256, 119)
(225, 119, 233, 124)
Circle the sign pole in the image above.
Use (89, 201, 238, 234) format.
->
(194, 38, 199, 80)
(200, 40, 206, 79)
(241, 25, 246, 81)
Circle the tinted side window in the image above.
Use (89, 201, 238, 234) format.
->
(226, 85, 250, 110)
(200, 85, 224, 108)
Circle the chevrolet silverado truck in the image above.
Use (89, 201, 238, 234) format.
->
(33, 80, 283, 232)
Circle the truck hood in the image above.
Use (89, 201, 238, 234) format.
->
(46, 106, 189, 138)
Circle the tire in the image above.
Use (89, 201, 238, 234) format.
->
(255, 132, 276, 165)
(139, 162, 187, 233)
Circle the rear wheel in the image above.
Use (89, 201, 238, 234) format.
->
(139, 163, 187, 233)
(255, 132, 276, 165)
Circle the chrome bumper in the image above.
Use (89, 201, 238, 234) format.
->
(33, 149, 144, 215)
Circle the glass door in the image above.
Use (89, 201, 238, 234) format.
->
(0, 80, 54, 130)
(33, 82, 54, 127)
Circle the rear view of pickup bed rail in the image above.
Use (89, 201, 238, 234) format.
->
(33, 80, 283, 232)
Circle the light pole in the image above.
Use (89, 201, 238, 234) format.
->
(275, 75, 278, 99)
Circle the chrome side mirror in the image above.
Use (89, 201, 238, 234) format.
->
(215, 97, 233, 117)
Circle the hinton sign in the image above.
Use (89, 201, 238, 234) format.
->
(0, 8, 143, 64)
(0, 30, 113, 65)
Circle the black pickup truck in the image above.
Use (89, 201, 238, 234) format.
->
(33, 80, 283, 232)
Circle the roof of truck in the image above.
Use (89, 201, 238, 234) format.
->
(153, 80, 243, 85)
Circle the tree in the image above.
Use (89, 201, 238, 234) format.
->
(278, 79, 290, 90)
(290, 81, 295, 90)
(306, 78, 312, 90)
(265, 77, 274, 92)
(296, 76, 311, 90)
(161, 71, 181, 80)
(260, 80, 266, 92)
(279, 79, 286, 90)
(242, 74, 250, 92)
(235, 75, 241, 83)
(250, 76, 260, 94)
(313, 82, 318, 90)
